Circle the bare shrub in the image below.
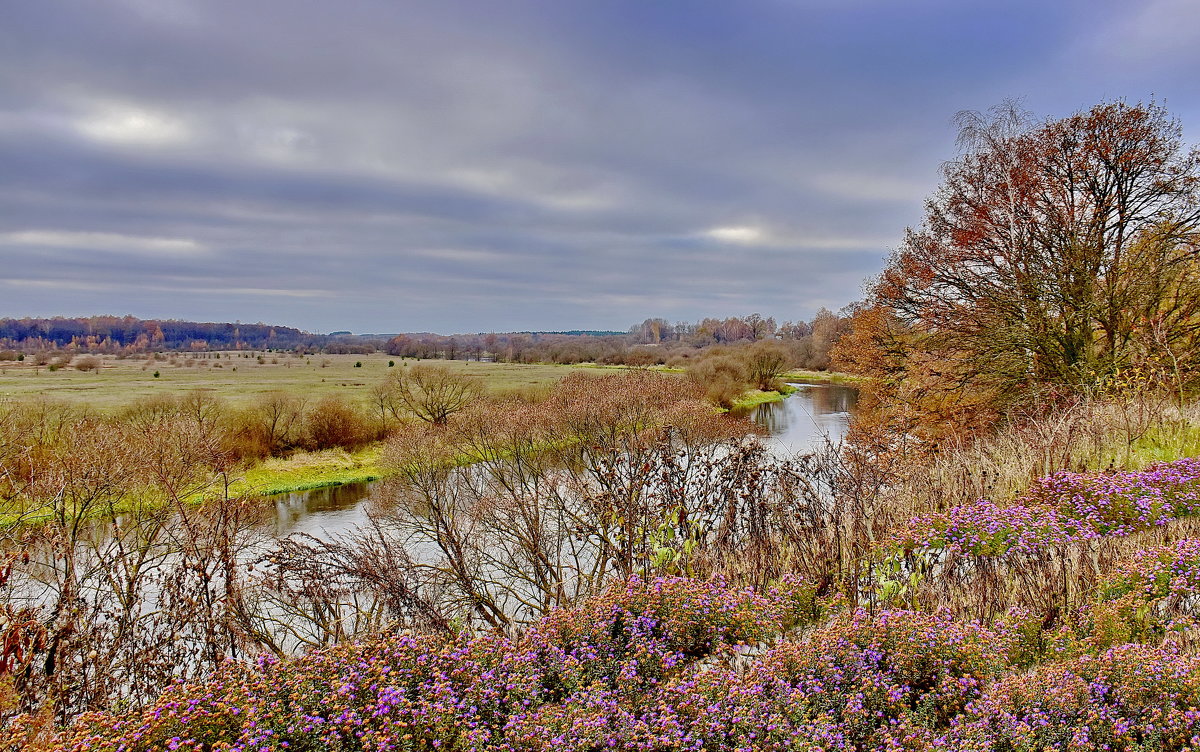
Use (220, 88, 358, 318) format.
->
(686, 355, 749, 408)
(743, 339, 793, 391)
(0, 414, 269, 723)
(303, 395, 372, 451)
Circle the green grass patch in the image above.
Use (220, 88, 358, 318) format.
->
(230, 445, 385, 496)
(730, 388, 790, 411)
(781, 369, 870, 385)
(1104, 420, 1200, 469)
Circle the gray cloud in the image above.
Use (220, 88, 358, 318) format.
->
(0, 0, 1193, 333)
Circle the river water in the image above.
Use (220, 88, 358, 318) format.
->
(269, 380, 858, 539)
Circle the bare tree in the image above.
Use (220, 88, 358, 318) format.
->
(381, 364, 482, 425)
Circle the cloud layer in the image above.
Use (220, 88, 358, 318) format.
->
(1, 0, 1196, 333)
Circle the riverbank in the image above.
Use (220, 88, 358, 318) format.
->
(728, 384, 798, 411)
(781, 368, 870, 384)
(235, 379, 828, 496)
(230, 445, 386, 497)
(0, 371, 853, 522)
(235, 378, 817, 498)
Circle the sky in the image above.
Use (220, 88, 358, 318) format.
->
(2, 0, 1198, 335)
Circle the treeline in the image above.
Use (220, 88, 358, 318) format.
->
(0, 311, 849, 369)
(0, 316, 319, 352)
(385, 308, 849, 369)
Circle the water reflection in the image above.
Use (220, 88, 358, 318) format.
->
(271, 481, 376, 537)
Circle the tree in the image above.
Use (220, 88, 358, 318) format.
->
(744, 313, 776, 340)
(382, 364, 483, 425)
(777, 320, 812, 341)
(250, 391, 306, 454)
(871, 100, 1200, 395)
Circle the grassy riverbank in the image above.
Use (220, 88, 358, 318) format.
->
(224, 387, 1200, 505)
(229, 446, 386, 497)
(0, 363, 856, 512)
(782, 368, 870, 384)
(728, 384, 800, 411)
(196, 377, 833, 497)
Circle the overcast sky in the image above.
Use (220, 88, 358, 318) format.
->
(2, 0, 1198, 334)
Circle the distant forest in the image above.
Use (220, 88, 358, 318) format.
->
(0, 310, 848, 370)
(0, 316, 319, 352)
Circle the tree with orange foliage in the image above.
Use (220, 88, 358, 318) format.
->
(848, 101, 1200, 409)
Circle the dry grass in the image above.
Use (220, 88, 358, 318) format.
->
(901, 395, 1200, 514)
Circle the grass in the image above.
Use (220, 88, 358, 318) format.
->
(0, 354, 855, 411)
(230, 445, 386, 497)
(0, 353, 609, 411)
(729, 384, 799, 411)
(1106, 414, 1200, 468)
(782, 369, 869, 385)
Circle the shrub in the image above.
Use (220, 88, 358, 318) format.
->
(756, 609, 1012, 749)
(945, 644, 1200, 751)
(893, 459, 1200, 559)
(743, 339, 793, 391)
(303, 394, 372, 451)
(686, 354, 749, 408)
(1087, 538, 1200, 649)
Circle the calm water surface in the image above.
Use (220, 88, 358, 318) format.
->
(742, 381, 858, 455)
(269, 380, 858, 538)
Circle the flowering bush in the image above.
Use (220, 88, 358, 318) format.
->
(753, 609, 1012, 750)
(11, 576, 1200, 752)
(17, 577, 818, 752)
(1087, 538, 1200, 649)
(1100, 539, 1200, 606)
(945, 644, 1200, 751)
(894, 459, 1200, 559)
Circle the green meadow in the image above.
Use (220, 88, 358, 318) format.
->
(0, 352, 610, 411)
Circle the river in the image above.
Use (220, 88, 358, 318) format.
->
(269, 380, 858, 538)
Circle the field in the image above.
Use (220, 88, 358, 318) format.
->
(0, 352, 613, 411)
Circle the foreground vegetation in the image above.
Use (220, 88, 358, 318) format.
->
(7, 367, 1200, 748)
(12, 446, 1200, 751)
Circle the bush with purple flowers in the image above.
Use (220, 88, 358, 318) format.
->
(11, 573, 1200, 752)
(944, 644, 1200, 751)
(896, 459, 1200, 558)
